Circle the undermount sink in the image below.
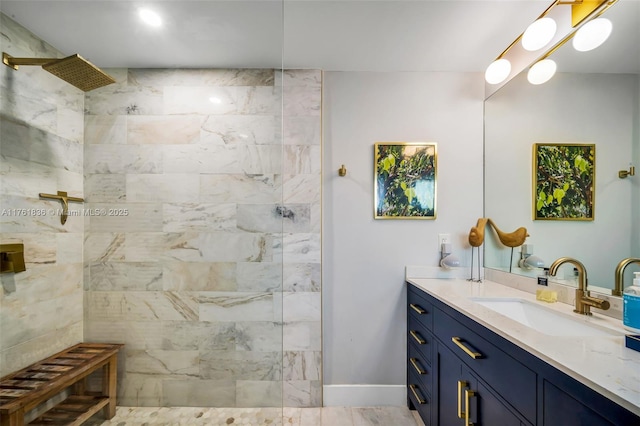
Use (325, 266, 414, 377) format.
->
(470, 297, 622, 337)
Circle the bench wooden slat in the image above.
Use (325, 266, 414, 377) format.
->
(0, 380, 47, 390)
(0, 389, 30, 397)
(40, 359, 85, 367)
(14, 373, 61, 381)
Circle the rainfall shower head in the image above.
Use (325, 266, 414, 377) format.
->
(2, 52, 115, 92)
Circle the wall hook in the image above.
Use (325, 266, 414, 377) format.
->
(619, 165, 635, 179)
(338, 165, 347, 177)
(39, 191, 84, 225)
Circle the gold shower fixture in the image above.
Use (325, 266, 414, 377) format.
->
(2, 52, 115, 92)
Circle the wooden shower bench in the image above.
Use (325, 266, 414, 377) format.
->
(0, 343, 123, 426)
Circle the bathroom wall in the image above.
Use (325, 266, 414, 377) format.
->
(0, 13, 85, 376)
(322, 71, 484, 403)
(82, 68, 322, 407)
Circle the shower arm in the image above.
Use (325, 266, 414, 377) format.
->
(2, 53, 57, 70)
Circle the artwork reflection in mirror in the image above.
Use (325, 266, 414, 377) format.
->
(374, 142, 437, 220)
(533, 143, 595, 221)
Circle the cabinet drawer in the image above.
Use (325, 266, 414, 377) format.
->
(408, 370, 431, 424)
(408, 286, 433, 331)
(408, 314, 432, 363)
(408, 340, 432, 392)
(434, 308, 537, 421)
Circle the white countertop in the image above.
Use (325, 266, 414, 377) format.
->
(406, 277, 640, 416)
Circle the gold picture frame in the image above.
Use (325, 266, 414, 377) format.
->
(533, 143, 595, 221)
(374, 142, 437, 219)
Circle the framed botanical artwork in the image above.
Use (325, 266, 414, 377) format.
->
(533, 143, 595, 221)
(374, 142, 437, 219)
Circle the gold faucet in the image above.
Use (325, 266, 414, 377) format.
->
(548, 257, 610, 316)
(612, 258, 640, 296)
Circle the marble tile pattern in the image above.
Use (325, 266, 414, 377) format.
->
(83, 68, 322, 407)
(0, 14, 85, 376)
(85, 406, 421, 426)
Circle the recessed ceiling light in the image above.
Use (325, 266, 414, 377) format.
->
(209, 97, 222, 104)
(139, 8, 162, 27)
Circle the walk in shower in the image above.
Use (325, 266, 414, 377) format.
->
(0, 0, 321, 420)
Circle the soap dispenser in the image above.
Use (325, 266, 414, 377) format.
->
(623, 272, 640, 333)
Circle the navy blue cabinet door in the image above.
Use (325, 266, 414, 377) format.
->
(437, 342, 524, 426)
(436, 342, 464, 426)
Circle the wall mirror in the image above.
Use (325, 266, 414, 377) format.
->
(484, 0, 640, 293)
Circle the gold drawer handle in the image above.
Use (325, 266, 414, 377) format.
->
(465, 389, 476, 426)
(409, 357, 427, 375)
(457, 380, 468, 418)
(410, 303, 426, 314)
(451, 337, 482, 359)
(410, 330, 426, 345)
(409, 384, 427, 405)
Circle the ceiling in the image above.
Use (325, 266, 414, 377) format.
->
(0, 0, 638, 73)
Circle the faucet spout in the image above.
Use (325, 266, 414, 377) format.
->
(612, 258, 640, 297)
(548, 257, 609, 316)
(548, 257, 587, 291)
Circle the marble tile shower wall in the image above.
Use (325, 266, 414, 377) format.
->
(0, 14, 85, 376)
(83, 68, 322, 408)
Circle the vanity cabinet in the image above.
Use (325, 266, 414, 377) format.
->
(407, 283, 640, 426)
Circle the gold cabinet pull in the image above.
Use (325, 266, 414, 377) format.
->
(410, 330, 426, 345)
(452, 337, 482, 359)
(409, 384, 426, 405)
(457, 380, 468, 418)
(465, 389, 476, 426)
(410, 303, 426, 314)
(409, 358, 427, 375)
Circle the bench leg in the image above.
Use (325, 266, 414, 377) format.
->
(102, 354, 118, 419)
(0, 410, 24, 426)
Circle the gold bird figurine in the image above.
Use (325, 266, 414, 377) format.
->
(487, 218, 528, 248)
(468, 218, 488, 247)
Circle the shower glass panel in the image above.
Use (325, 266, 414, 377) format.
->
(0, 0, 301, 419)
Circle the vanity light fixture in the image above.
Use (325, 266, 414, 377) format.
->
(572, 17, 613, 52)
(440, 242, 461, 270)
(522, 17, 557, 51)
(485, 0, 618, 87)
(139, 8, 162, 27)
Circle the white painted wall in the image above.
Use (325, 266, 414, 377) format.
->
(322, 72, 484, 393)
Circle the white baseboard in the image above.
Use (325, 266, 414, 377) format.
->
(323, 385, 407, 407)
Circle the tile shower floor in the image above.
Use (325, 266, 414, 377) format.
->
(86, 406, 425, 426)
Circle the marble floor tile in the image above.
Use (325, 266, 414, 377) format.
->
(87, 406, 420, 426)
